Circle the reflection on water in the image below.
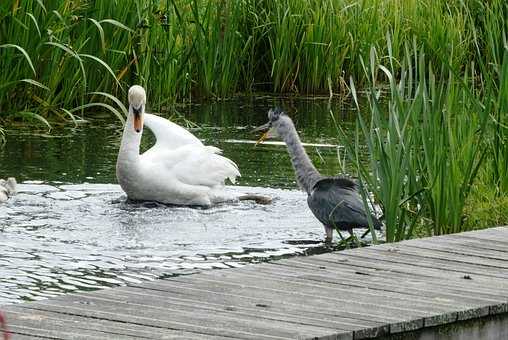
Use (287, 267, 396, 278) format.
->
(0, 97, 357, 186)
(0, 97, 364, 305)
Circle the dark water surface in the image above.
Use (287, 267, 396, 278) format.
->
(0, 97, 364, 305)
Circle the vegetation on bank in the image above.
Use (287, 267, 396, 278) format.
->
(338, 37, 508, 241)
(1, 0, 507, 240)
(0, 0, 505, 120)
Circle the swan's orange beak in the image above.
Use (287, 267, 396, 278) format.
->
(133, 114, 143, 133)
(132, 106, 143, 133)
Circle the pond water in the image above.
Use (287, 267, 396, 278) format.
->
(0, 97, 367, 305)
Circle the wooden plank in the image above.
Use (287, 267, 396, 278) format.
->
(169, 269, 489, 328)
(197, 266, 494, 313)
(343, 247, 508, 278)
(140, 274, 434, 332)
(246, 262, 502, 307)
(12, 301, 294, 340)
(290, 254, 508, 292)
(89, 286, 380, 332)
(321, 250, 508, 281)
(19, 295, 350, 340)
(166, 272, 443, 316)
(131, 277, 422, 334)
(89, 284, 391, 339)
(211, 266, 495, 329)
(454, 226, 508, 237)
(0, 333, 43, 340)
(107, 279, 399, 326)
(286, 255, 508, 317)
(453, 227, 508, 243)
(253, 269, 493, 327)
(446, 234, 508, 251)
(406, 231, 508, 251)
(265, 259, 508, 301)
(403, 237, 508, 261)
(374, 243, 508, 269)
(5, 320, 137, 340)
(1, 227, 507, 339)
(4, 305, 202, 340)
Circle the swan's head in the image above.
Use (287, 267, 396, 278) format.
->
(128, 85, 146, 133)
(254, 107, 292, 144)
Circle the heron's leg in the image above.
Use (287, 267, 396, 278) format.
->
(360, 229, 370, 239)
(324, 226, 334, 243)
(335, 228, 346, 241)
(347, 229, 363, 247)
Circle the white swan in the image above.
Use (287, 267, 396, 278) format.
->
(0, 177, 17, 203)
(116, 85, 240, 206)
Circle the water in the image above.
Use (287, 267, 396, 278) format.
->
(0, 97, 364, 305)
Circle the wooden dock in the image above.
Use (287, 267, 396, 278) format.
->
(2, 226, 508, 339)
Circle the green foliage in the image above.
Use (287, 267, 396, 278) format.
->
(342, 44, 491, 240)
(1, 0, 507, 126)
(1, 0, 507, 238)
(338, 0, 508, 239)
(463, 177, 508, 230)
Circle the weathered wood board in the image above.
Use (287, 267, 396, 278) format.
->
(2, 226, 507, 339)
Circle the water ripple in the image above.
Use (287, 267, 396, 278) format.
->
(0, 183, 339, 305)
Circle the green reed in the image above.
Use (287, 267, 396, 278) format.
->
(1, 0, 506, 126)
(474, 1, 508, 196)
(339, 34, 491, 241)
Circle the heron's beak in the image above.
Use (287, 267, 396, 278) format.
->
(132, 106, 143, 133)
(252, 122, 271, 145)
(256, 131, 271, 145)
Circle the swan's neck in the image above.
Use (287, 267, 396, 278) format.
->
(281, 120, 321, 194)
(118, 112, 143, 167)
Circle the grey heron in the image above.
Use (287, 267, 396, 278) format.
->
(254, 108, 382, 242)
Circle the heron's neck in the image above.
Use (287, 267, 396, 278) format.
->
(282, 122, 321, 194)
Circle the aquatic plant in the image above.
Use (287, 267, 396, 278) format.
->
(479, 10, 508, 196)
(339, 35, 491, 241)
(0, 0, 127, 126)
(1, 0, 507, 126)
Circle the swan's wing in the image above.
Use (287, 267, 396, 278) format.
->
(144, 113, 203, 150)
(142, 144, 240, 187)
(174, 145, 240, 186)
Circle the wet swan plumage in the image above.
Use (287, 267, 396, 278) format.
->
(116, 85, 240, 206)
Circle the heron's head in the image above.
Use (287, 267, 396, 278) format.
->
(254, 107, 291, 145)
(128, 85, 146, 133)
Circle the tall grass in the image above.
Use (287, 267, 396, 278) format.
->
(491, 52, 508, 195)
(339, 6, 508, 240)
(341, 46, 490, 240)
(475, 0, 508, 196)
(1, 0, 506, 125)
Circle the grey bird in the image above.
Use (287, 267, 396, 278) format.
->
(254, 108, 382, 242)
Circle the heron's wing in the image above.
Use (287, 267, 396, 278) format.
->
(315, 177, 357, 190)
(143, 113, 203, 151)
(308, 178, 378, 229)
